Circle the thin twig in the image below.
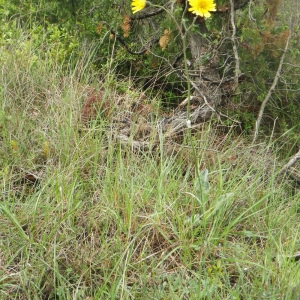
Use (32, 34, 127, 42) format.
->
(248, 0, 256, 22)
(252, 29, 291, 144)
(229, 0, 240, 91)
(130, 8, 165, 20)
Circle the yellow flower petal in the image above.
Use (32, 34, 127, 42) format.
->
(188, 0, 216, 18)
(131, 0, 146, 14)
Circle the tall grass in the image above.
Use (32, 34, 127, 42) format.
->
(1, 25, 300, 300)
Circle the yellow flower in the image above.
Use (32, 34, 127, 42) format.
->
(131, 0, 146, 14)
(188, 0, 216, 18)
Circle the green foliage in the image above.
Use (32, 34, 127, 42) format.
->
(0, 0, 299, 138)
(0, 2, 300, 297)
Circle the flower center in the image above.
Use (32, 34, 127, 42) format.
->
(197, 0, 209, 10)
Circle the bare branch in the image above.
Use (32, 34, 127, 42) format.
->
(279, 149, 300, 175)
(130, 8, 165, 20)
(229, 0, 240, 91)
(252, 29, 291, 144)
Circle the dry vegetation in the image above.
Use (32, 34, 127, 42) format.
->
(1, 2, 300, 297)
(1, 42, 300, 299)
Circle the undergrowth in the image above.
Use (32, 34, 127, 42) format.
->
(1, 26, 300, 300)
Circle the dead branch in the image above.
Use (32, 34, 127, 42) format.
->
(130, 8, 165, 20)
(252, 30, 291, 144)
(229, 0, 240, 91)
(279, 149, 300, 175)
